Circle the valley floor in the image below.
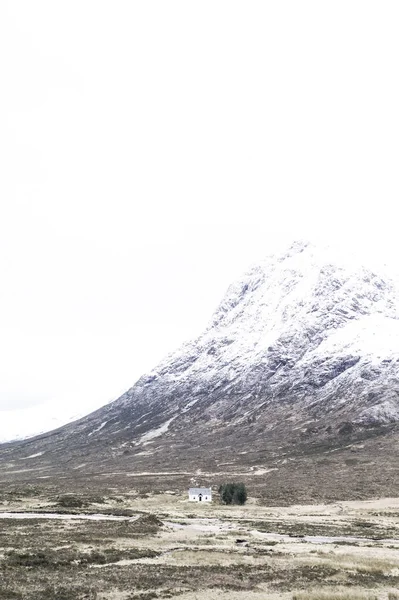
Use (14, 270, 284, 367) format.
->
(1, 489, 399, 600)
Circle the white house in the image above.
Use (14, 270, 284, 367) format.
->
(188, 487, 212, 502)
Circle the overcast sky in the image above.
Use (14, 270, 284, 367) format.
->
(1, 1, 398, 440)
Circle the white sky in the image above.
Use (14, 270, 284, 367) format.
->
(1, 1, 398, 440)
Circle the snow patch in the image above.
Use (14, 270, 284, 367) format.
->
(310, 315, 399, 360)
(88, 421, 108, 437)
(20, 452, 44, 460)
(252, 467, 278, 476)
(182, 398, 200, 413)
(138, 417, 176, 444)
(357, 400, 399, 424)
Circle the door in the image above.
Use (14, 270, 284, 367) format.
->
(198, 494, 202, 501)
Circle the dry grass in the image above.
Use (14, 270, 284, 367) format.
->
(1, 490, 399, 598)
(292, 589, 378, 600)
(306, 552, 398, 575)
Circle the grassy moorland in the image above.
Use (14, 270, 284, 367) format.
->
(1, 485, 399, 600)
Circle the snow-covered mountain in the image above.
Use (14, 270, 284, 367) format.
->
(1, 241, 399, 501)
(128, 239, 399, 429)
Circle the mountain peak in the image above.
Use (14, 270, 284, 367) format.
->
(211, 240, 398, 332)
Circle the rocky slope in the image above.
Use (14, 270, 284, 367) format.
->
(1, 241, 399, 501)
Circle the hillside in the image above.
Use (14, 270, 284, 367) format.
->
(1, 241, 399, 503)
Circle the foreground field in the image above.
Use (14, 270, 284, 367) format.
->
(1, 488, 399, 600)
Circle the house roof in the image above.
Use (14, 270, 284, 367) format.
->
(188, 488, 212, 495)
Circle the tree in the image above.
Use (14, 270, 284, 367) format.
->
(218, 482, 247, 505)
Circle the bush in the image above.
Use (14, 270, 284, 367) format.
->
(218, 483, 247, 505)
(56, 494, 87, 508)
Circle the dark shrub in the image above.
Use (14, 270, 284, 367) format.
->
(218, 483, 247, 505)
(56, 494, 87, 508)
